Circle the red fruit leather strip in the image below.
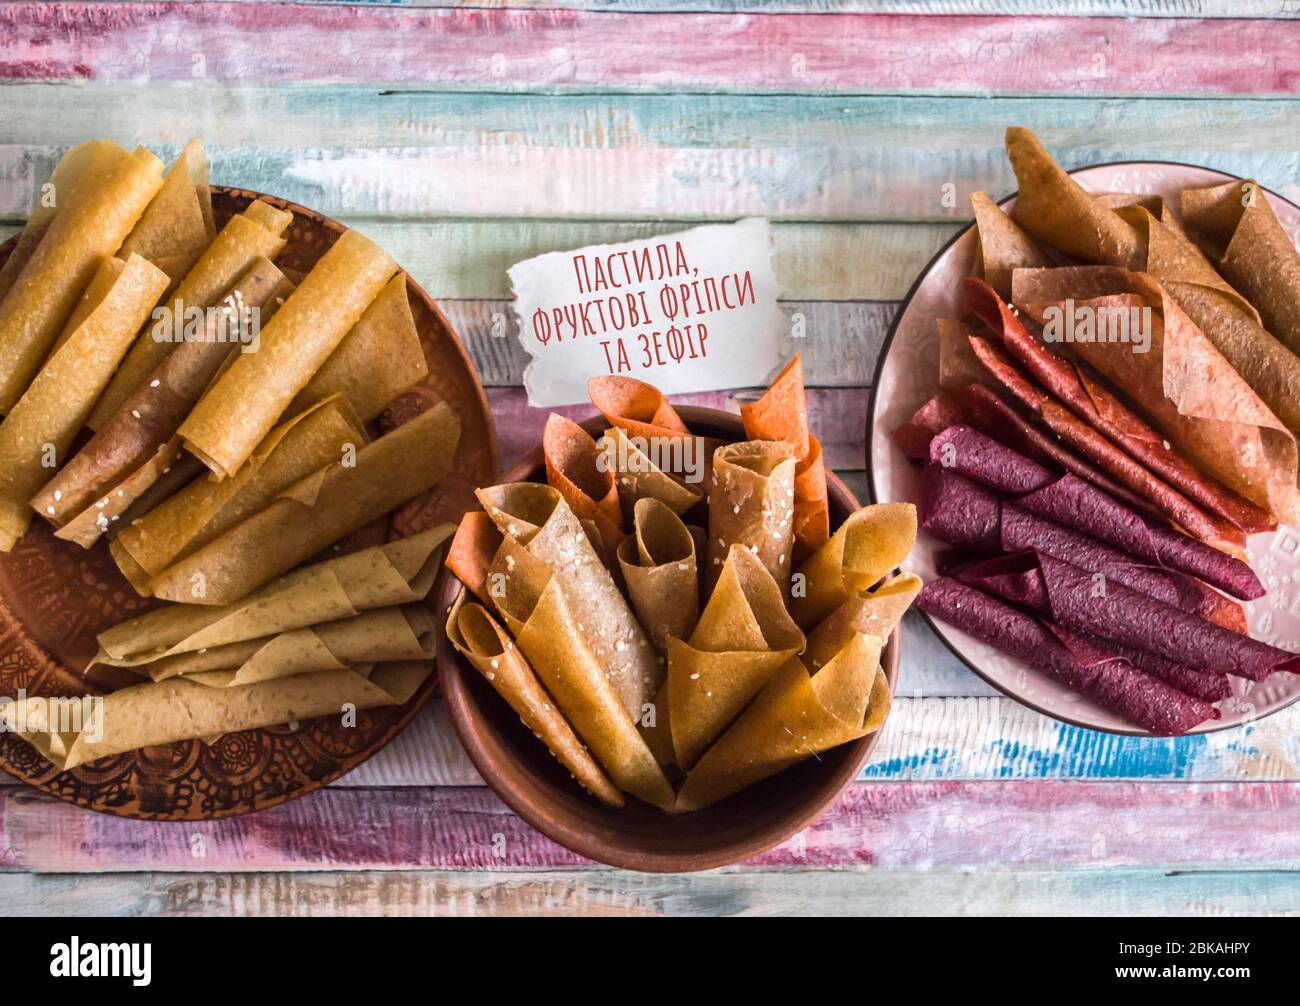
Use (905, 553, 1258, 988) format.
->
(963, 276, 1274, 533)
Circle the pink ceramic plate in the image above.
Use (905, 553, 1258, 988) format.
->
(869, 160, 1300, 736)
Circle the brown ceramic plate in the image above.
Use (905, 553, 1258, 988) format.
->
(0, 186, 498, 820)
(438, 406, 899, 872)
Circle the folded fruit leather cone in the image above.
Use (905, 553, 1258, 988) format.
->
(1010, 269, 1300, 525)
(542, 413, 625, 560)
(917, 576, 1218, 735)
(926, 424, 1263, 600)
(918, 464, 1246, 632)
(446, 593, 624, 809)
(964, 276, 1271, 538)
(957, 551, 1300, 681)
(655, 544, 805, 771)
(485, 535, 674, 810)
(615, 497, 700, 652)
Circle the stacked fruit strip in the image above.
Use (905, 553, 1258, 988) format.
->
(446, 362, 919, 812)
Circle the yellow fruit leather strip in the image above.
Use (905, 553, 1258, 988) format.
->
(675, 633, 889, 812)
(706, 439, 797, 596)
(447, 593, 624, 808)
(805, 572, 920, 672)
(615, 497, 700, 652)
(180, 229, 398, 477)
(93, 525, 452, 667)
(970, 190, 1050, 300)
(0, 253, 169, 548)
(0, 144, 164, 412)
(477, 481, 661, 717)
(111, 393, 367, 590)
(487, 536, 673, 809)
(789, 502, 918, 630)
(287, 273, 428, 424)
(0, 661, 432, 771)
(118, 138, 215, 286)
(597, 425, 704, 517)
(151, 402, 459, 605)
(90, 198, 293, 429)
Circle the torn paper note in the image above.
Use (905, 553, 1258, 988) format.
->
(509, 218, 789, 406)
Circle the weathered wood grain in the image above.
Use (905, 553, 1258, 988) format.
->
(8, 781, 1300, 875)
(4, 865, 1298, 916)
(6, 5, 1300, 97)
(4, 90, 1300, 221)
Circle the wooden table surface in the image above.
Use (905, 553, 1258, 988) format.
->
(3, 0, 1300, 917)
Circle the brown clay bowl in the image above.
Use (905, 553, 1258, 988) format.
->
(438, 406, 900, 872)
(0, 186, 498, 820)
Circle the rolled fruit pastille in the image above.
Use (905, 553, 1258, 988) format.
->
(485, 534, 674, 809)
(150, 401, 459, 605)
(142, 605, 437, 686)
(675, 632, 890, 812)
(805, 572, 920, 672)
(286, 272, 428, 425)
(969, 190, 1050, 301)
(0, 141, 106, 304)
(180, 229, 398, 478)
(446, 593, 624, 809)
(616, 497, 701, 652)
(476, 481, 662, 717)
(788, 502, 918, 630)
(542, 413, 625, 559)
(33, 256, 294, 539)
(117, 138, 215, 286)
(598, 424, 704, 518)
(0, 143, 165, 413)
(658, 544, 805, 771)
(0, 662, 433, 772)
(0, 253, 170, 550)
(89, 199, 294, 429)
(588, 374, 717, 486)
(706, 440, 797, 595)
(111, 393, 368, 594)
(93, 525, 452, 668)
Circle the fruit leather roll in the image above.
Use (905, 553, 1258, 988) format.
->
(90, 198, 294, 428)
(446, 593, 623, 808)
(805, 572, 921, 672)
(476, 481, 661, 716)
(917, 576, 1217, 735)
(957, 551, 1300, 681)
(652, 544, 804, 770)
(706, 440, 797, 595)
(286, 273, 428, 425)
(0, 662, 431, 772)
(970, 190, 1050, 300)
(111, 394, 367, 594)
(598, 424, 704, 517)
(180, 229, 398, 478)
(789, 503, 918, 630)
(486, 535, 674, 809)
(1085, 637, 1231, 704)
(542, 413, 625, 559)
(1182, 178, 1300, 359)
(0, 141, 106, 303)
(740, 354, 830, 556)
(675, 632, 890, 812)
(118, 139, 215, 286)
(93, 525, 451, 668)
(444, 510, 503, 603)
(150, 401, 459, 605)
(918, 465, 1246, 631)
(926, 425, 1263, 599)
(965, 324, 1235, 545)
(145, 605, 437, 687)
(0, 253, 170, 550)
(0, 143, 165, 413)
(1010, 270, 1300, 525)
(616, 497, 701, 652)
(588, 374, 717, 484)
(34, 257, 294, 543)
(968, 276, 1275, 533)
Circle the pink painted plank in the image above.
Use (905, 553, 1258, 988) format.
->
(3, 4, 1299, 96)
(488, 386, 867, 472)
(0, 791, 14, 870)
(8, 781, 1300, 873)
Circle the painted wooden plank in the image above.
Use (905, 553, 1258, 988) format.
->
(3, 864, 1297, 916)
(447, 300, 894, 388)
(5, 91, 1300, 221)
(9, 781, 1300, 874)
(0, 219, 954, 301)
(489, 386, 868, 469)
(6, 5, 1300, 97)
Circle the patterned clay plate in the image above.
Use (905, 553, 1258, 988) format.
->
(0, 187, 498, 818)
(869, 161, 1300, 736)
